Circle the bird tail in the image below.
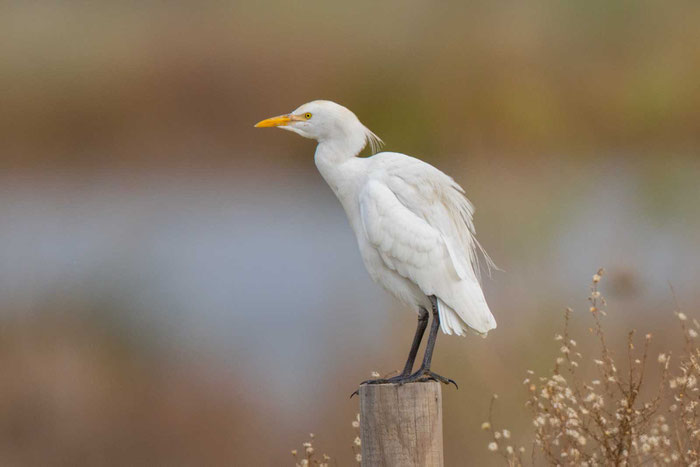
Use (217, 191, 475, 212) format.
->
(437, 291, 496, 338)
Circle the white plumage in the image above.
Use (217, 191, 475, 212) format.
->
(255, 100, 495, 385)
(357, 151, 496, 336)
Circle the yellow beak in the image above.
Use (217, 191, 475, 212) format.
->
(254, 114, 293, 128)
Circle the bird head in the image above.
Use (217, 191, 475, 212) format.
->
(255, 100, 383, 154)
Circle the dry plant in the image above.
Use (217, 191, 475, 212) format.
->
(291, 371, 381, 466)
(483, 268, 700, 466)
(291, 413, 362, 466)
(351, 413, 362, 464)
(290, 433, 331, 467)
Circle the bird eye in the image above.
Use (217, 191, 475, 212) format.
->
(304, 113, 312, 119)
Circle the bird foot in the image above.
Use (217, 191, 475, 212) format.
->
(350, 369, 457, 398)
(350, 374, 409, 398)
(411, 369, 458, 389)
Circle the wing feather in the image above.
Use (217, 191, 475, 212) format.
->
(359, 153, 497, 335)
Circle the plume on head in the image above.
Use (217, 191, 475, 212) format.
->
(363, 125, 384, 155)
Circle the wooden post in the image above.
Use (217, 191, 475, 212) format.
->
(359, 381, 443, 467)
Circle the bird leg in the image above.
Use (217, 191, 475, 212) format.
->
(350, 308, 429, 397)
(400, 307, 430, 376)
(401, 296, 458, 388)
(351, 299, 457, 398)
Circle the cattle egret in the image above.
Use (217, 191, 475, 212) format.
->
(255, 100, 496, 388)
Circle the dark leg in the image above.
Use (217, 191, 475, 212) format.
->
(420, 296, 441, 370)
(401, 296, 457, 388)
(350, 307, 429, 397)
(400, 307, 429, 375)
(352, 298, 457, 397)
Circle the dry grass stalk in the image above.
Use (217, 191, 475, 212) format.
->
(290, 413, 362, 466)
(483, 268, 700, 465)
(290, 432, 331, 467)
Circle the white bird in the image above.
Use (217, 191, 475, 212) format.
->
(255, 100, 496, 388)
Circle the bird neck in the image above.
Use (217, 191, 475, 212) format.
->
(314, 138, 364, 191)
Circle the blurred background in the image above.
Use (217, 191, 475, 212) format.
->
(1, 1, 699, 465)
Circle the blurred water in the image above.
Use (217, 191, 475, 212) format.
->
(0, 173, 394, 397)
(2, 162, 698, 360)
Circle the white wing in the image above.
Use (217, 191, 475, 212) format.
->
(359, 153, 496, 336)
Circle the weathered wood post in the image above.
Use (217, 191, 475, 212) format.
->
(359, 381, 443, 467)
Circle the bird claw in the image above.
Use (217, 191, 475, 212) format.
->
(392, 368, 458, 389)
(350, 375, 406, 398)
(416, 370, 459, 389)
(350, 370, 457, 397)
